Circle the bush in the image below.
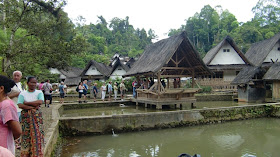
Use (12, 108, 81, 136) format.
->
(199, 86, 212, 93)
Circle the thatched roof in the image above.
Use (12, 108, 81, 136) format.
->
(263, 63, 280, 80)
(110, 57, 130, 75)
(64, 77, 81, 86)
(123, 31, 212, 77)
(126, 58, 136, 68)
(60, 67, 83, 78)
(203, 36, 250, 65)
(231, 66, 265, 85)
(245, 32, 280, 66)
(80, 60, 112, 77)
(207, 64, 249, 71)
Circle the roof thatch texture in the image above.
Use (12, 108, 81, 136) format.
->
(64, 77, 81, 86)
(203, 36, 250, 65)
(80, 60, 112, 77)
(231, 66, 265, 85)
(124, 31, 212, 77)
(263, 63, 280, 80)
(207, 64, 249, 71)
(60, 67, 83, 78)
(245, 32, 280, 66)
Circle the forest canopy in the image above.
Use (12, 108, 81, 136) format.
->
(0, 0, 279, 80)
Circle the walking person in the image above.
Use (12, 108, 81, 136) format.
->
(92, 83, 98, 102)
(101, 83, 106, 102)
(0, 75, 22, 156)
(59, 82, 66, 104)
(42, 79, 52, 107)
(78, 82, 84, 103)
(113, 82, 118, 101)
(83, 80, 88, 103)
(119, 80, 126, 101)
(107, 81, 112, 101)
(17, 76, 44, 157)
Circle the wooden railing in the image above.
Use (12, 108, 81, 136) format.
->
(196, 78, 237, 90)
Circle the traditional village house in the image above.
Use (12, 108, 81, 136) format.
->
(50, 67, 83, 87)
(109, 57, 130, 80)
(244, 32, 280, 101)
(123, 32, 212, 109)
(231, 66, 266, 102)
(80, 60, 112, 82)
(199, 36, 251, 91)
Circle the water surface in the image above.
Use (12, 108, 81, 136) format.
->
(61, 118, 280, 157)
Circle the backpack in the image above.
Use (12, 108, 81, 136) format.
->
(76, 86, 79, 92)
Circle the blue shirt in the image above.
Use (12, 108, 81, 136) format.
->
(93, 86, 98, 93)
(83, 84, 88, 93)
(107, 84, 113, 92)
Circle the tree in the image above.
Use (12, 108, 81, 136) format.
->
(0, 0, 87, 76)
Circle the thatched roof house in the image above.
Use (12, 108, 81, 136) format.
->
(80, 60, 112, 81)
(245, 32, 280, 67)
(50, 67, 83, 86)
(109, 57, 130, 79)
(231, 66, 265, 85)
(123, 31, 212, 78)
(203, 36, 250, 67)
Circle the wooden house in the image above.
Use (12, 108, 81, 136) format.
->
(109, 57, 130, 80)
(80, 60, 112, 82)
(199, 36, 251, 90)
(263, 63, 280, 101)
(50, 67, 82, 86)
(231, 66, 266, 103)
(123, 32, 212, 109)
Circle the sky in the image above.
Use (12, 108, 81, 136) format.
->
(63, 0, 259, 40)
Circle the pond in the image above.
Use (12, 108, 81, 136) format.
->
(60, 118, 280, 157)
(61, 101, 255, 117)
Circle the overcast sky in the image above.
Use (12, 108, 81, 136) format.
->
(63, 0, 259, 40)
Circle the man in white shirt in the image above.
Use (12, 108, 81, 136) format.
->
(8, 70, 24, 119)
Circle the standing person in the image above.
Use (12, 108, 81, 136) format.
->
(59, 82, 66, 104)
(92, 83, 98, 102)
(83, 80, 88, 103)
(17, 76, 44, 157)
(8, 71, 24, 149)
(113, 82, 118, 101)
(0, 75, 22, 156)
(42, 79, 52, 107)
(119, 80, 126, 101)
(101, 83, 106, 102)
(132, 80, 137, 98)
(38, 81, 44, 91)
(8, 71, 24, 120)
(107, 81, 113, 101)
(78, 82, 84, 103)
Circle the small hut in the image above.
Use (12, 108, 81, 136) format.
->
(50, 67, 83, 87)
(123, 32, 212, 109)
(263, 63, 280, 101)
(80, 60, 112, 82)
(200, 36, 251, 90)
(231, 66, 266, 103)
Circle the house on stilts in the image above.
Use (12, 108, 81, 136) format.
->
(123, 32, 212, 109)
(198, 36, 251, 91)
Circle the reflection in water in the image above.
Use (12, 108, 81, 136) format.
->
(61, 118, 280, 157)
(62, 101, 255, 117)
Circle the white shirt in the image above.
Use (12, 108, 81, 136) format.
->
(10, 82, 23, 113)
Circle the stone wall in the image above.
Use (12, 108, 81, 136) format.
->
(59, 104, 274, 136)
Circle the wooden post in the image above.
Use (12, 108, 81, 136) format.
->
(192, 69, 195, 88)
(167, 78, 170, 89)
(157, 72, 161, 99)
